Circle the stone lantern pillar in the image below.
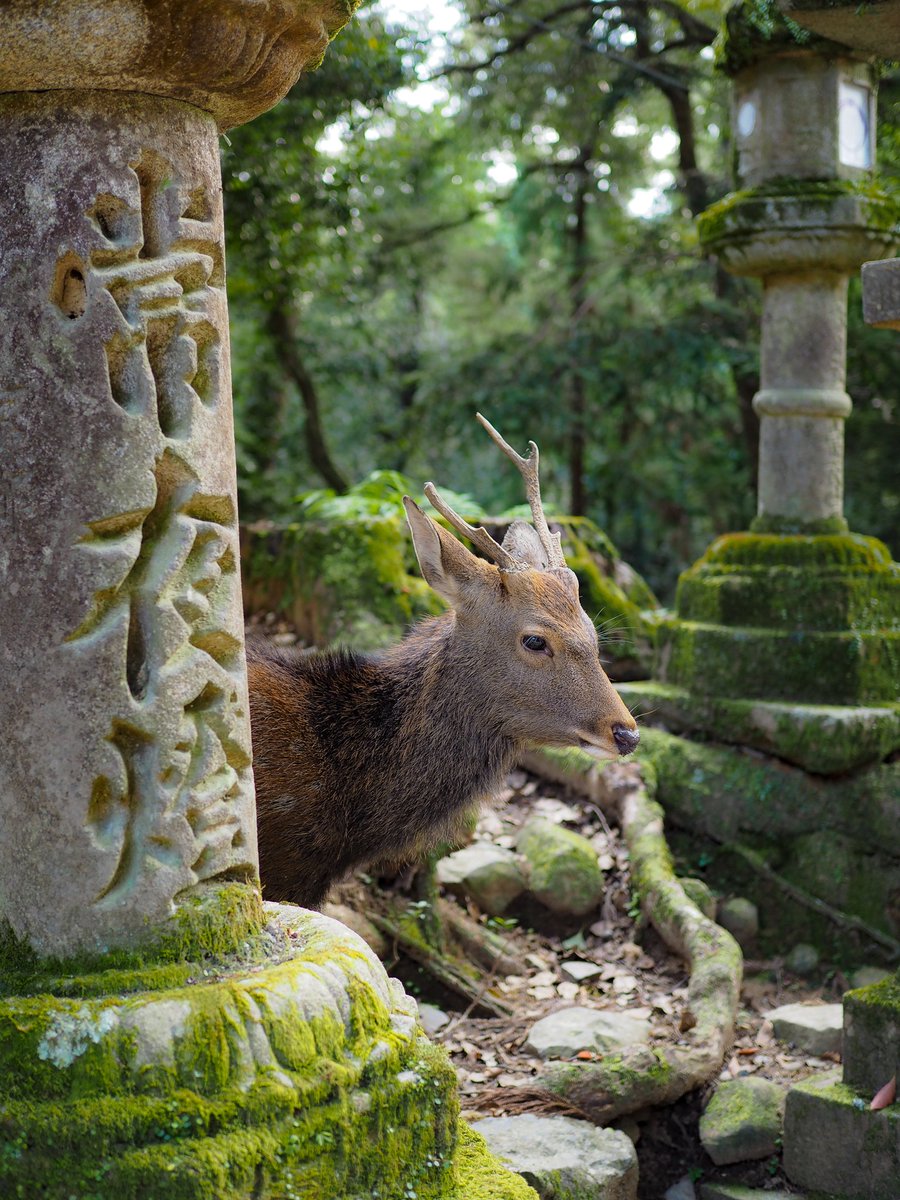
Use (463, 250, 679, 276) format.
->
(0, 7, 518, 1199)
(765, 9, 900, 1198)
(619, 1, 900, 776)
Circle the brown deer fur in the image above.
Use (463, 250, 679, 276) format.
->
(249, 422, 638, 908)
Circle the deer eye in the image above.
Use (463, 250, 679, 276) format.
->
(522, 634, 549, 653)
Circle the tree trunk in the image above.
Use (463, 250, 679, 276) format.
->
(266, 304, 349, 493)
(567, 159, 591, 517)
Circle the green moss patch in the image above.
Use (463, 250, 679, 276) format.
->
(241, 514, 443, 651)
(619, 680, 900, 774)
(658, 618, 900, 705)
(0, 905, 469, 1199)
(698, 179, 900, 253)
(0, 883, 266, 997)
(452, 1123, 539, 1199)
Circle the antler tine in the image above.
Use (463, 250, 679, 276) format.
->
(423, 482, 520, 571)
(475, 412, 566, 569)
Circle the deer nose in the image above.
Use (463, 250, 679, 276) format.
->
(612, 724, 640, 756)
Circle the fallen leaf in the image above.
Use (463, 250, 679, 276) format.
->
(576, 1050, 596, 1060)
(871, 1077, 896, 1111)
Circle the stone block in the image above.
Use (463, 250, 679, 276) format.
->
(842, 973, 900, 1094)
(524, 1007, 651, 1060)
(472, 1114, 638, 1199)
(437, 842, 527, 916)
(862, 258, 900, 330)
(697, 181, 900, 276)
(517, 819, 605, 917)
(701, 1186, 803, 1200)
(699, 1077, 785, 1166)
(618, 680, 900, 774)
(769, 1002, 843, 1055)
(784, 1071, 900, 1198)
(658, 619, 900, 706)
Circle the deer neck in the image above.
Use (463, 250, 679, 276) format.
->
(376, 613, 517, 803)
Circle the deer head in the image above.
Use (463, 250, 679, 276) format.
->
(402, 414, 639, 758)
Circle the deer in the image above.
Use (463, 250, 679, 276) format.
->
(247, 414, 639, 909)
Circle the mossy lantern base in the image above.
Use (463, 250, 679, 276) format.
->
(0, 903, 536, 1200)
(643, 533, 900, 772)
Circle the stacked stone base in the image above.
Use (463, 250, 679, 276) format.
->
(784, 1073, 900, 1199)
(0, 903, 536, 1200)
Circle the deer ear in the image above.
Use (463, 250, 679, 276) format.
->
(403, 496, 490, 606)
(501, 519, 547, 569)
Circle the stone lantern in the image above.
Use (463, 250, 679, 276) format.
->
(765, 10, 900, 1200)
(620, 0, 900, 777)
(0, 6, 522, 1198)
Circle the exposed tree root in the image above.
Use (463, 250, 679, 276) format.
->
(438, 898, 523, 976)
(527, 748, 743, 1124)
(369, 906, 514, 1018)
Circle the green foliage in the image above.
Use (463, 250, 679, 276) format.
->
(295, 470, 487, 523)
(225, 1, 900, 602)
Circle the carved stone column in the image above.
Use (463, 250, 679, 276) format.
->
(0, 2, 355, 959)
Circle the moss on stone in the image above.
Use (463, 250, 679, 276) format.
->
(636, 726, 900, 858)
(517, 818, 605, 917)
(241, 512, 658, 674)
(674, 532, 900, 635)
(0, 906, 475, 1199)
(619, 680, 900, 775)
(452, 1123, 539, 1199)
(659, 617, 900, 705)
(698, 178, 900, 251)
(242, 514, 444, 650)
(0, 882, 265, 998)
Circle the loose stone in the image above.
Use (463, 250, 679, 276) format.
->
(472, 1113, 638, 1200)
(417, 1002, 451, 1036)
(560, 959, 604, 983)
(517, 818, 605, 916)
(768, 1002, 843, 1056)
(524, 1006, 651, 1059)
(784, 943, 819, 976)
(436, 841, 527, 915)
(715, 897, 759, 948)
(699, 1076, 786, 1166)
(664, 1177, 698, 1200)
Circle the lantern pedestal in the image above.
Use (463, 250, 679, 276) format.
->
(647, 8, 900, 768)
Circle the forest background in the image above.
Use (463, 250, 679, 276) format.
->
(223, 0, 899, 602)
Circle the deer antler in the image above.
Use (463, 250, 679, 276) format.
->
(422, 482, 520, 571)
(475, 413, 566, 569)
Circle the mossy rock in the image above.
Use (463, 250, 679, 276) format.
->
(517, 818, 605, 918)
(675, 533, 900, 633)
(1, 904, 501, 1200)
(241, 514, 444, 650)
(634, 727, 900, 959)
(657, 618, 900, 705)
(241, 512, 658, 675)
(618, 680, 900, 774)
